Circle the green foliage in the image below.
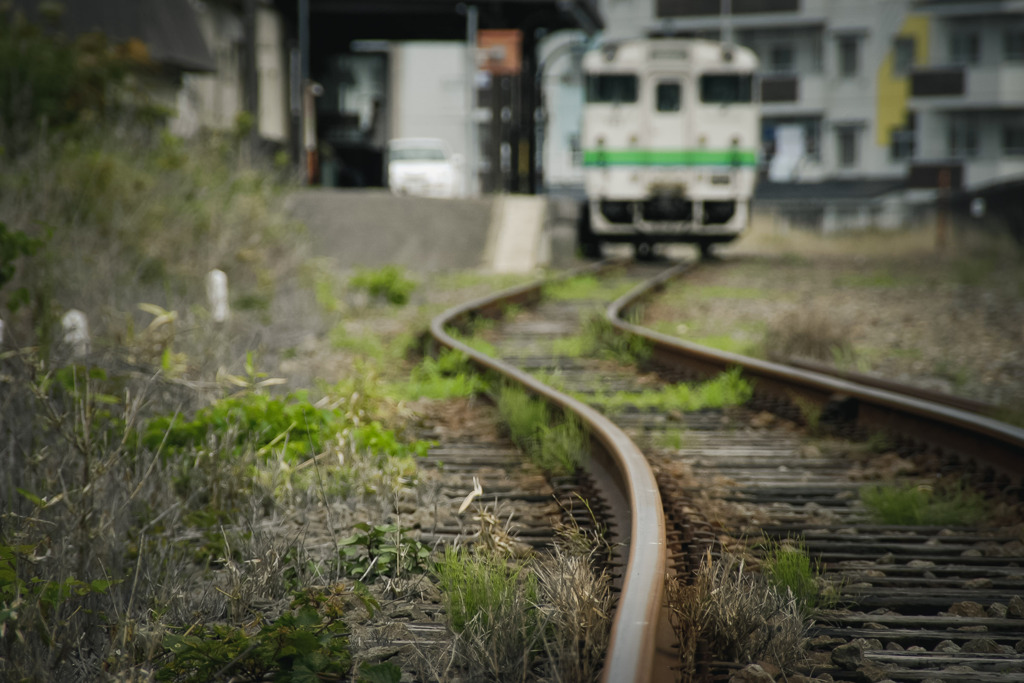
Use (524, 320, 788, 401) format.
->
(401, 346, 490, 399)
(761, 538, 825, 616)
(542, 273, 634, 302)
(589, 367, 753, 413)
(496, 384, 588, 477)
(158, 603, 351, 682)
(336, 523, 432, 580)
(358, 661, 402, 683)
(349, 265, 416, 306)
(144, 390, 341, 464)
(656, 429, 689, 450)
(552, 313, 651, 365)
(0, 221, 45, 310)
(433, 546, 538, 634)
(860, 482, 989, 526)
(0, 9, 129, 156)
(535, 415, 589, 477)
(0, 542, 114, 646)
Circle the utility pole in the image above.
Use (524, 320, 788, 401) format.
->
(298, 0, 317, 183)
(464, 5, 479, 197)
(243, 0, 259, 149)
(721, 0, 733, 44)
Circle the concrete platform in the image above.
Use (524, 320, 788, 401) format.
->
(285, 188, 551, 273)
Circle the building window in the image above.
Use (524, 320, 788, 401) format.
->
(837, 36, 859, 77)
(950, 31, 980, 65)
(890, 113, 916, 161)
(1004, 125, 1024, 155)
(810, 35, 823, 72)
(763, 118, 822, 162)
(656, 81, 681, 112)
(1005, 29, 1024, 61)
(836, 125, 859, 167)
(948, 116, 979, 157)
(893, 37, 915, 75)
(891, 130, 915, 161)
(770, 44, 794, 73)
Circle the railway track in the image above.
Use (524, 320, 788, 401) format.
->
(427, 257, 1024, 682)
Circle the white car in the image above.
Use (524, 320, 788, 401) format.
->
(386, 138, 462, 198)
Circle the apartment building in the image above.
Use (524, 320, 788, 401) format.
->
(576, 0, 1024, 230)
(908, 0, 1024, 193)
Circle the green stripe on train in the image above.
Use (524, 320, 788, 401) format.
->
(582, 149, 758, 167)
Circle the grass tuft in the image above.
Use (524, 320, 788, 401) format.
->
(860, 482, 989, 526)
(496, 384, 588, 476)
(666, 550, 808, 680)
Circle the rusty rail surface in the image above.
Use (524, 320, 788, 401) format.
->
(607, 261, 1024, 481)
(429, 261, 667, 683)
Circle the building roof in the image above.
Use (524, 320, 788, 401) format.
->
(7, 0, 215, 72)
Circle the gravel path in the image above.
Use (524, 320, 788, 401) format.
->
(642, 223, 1024, 420)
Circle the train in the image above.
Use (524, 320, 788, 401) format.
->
(577, 37, 761, 258)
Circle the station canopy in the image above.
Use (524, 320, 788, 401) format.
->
(283, 0, 603, 45)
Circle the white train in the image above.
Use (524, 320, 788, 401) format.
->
(578, 38, 760, 258)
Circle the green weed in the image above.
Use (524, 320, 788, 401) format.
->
(158, 595, 352, 682)
(590, 367, 753, 413)
(401, 346, 490, 399)
(349, 265, 416, 306)
(551, 313, 651, 365)
(542, 273, 635, 302)
(496, 384, 588, 476)
(434, 546, 537, 634)
(860, 482, 990, 526)
(336, 523, 432, 581)
(656, 429, 689, 450)
(761, 538, 830, 616)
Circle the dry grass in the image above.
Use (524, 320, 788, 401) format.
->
(763, 304, 855, 363)
(666, 549, 808, 680)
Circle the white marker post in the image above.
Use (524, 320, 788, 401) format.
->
(61, 309, 90, 356)
(206, 269, 230, 323)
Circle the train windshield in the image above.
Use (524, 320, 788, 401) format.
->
(586, 74, 638, 104)
(700, 74, 753, 104)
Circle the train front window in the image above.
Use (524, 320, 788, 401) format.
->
(586, 74, 638, 104)
(656, 82, 681, 112)
(700, 74, 753, 104)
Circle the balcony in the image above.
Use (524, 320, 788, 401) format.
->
(758, 73, 825, 112)
(911, 64, 1024, 108)
(907, 163, 962, 190)
(761, 75, 798, 103)
(911, 68, 964, 97)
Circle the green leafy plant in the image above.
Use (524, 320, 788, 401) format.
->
(349, 265, 416, 305)
(860, 482, 989, 526)
(0, 221, 45, 311)
(336, 523, 433, 580)
(158, 602, 351, 682)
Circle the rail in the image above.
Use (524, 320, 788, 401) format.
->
(607, 262, 1024, 481)
(428, 261, 668, 683)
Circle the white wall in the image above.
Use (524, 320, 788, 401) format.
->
(257, 8, 287, 142)
(388, 42, 471, 194)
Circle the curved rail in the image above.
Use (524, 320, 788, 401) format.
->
(429, 262, 668, 683)
(607, 262, 1024, 480)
